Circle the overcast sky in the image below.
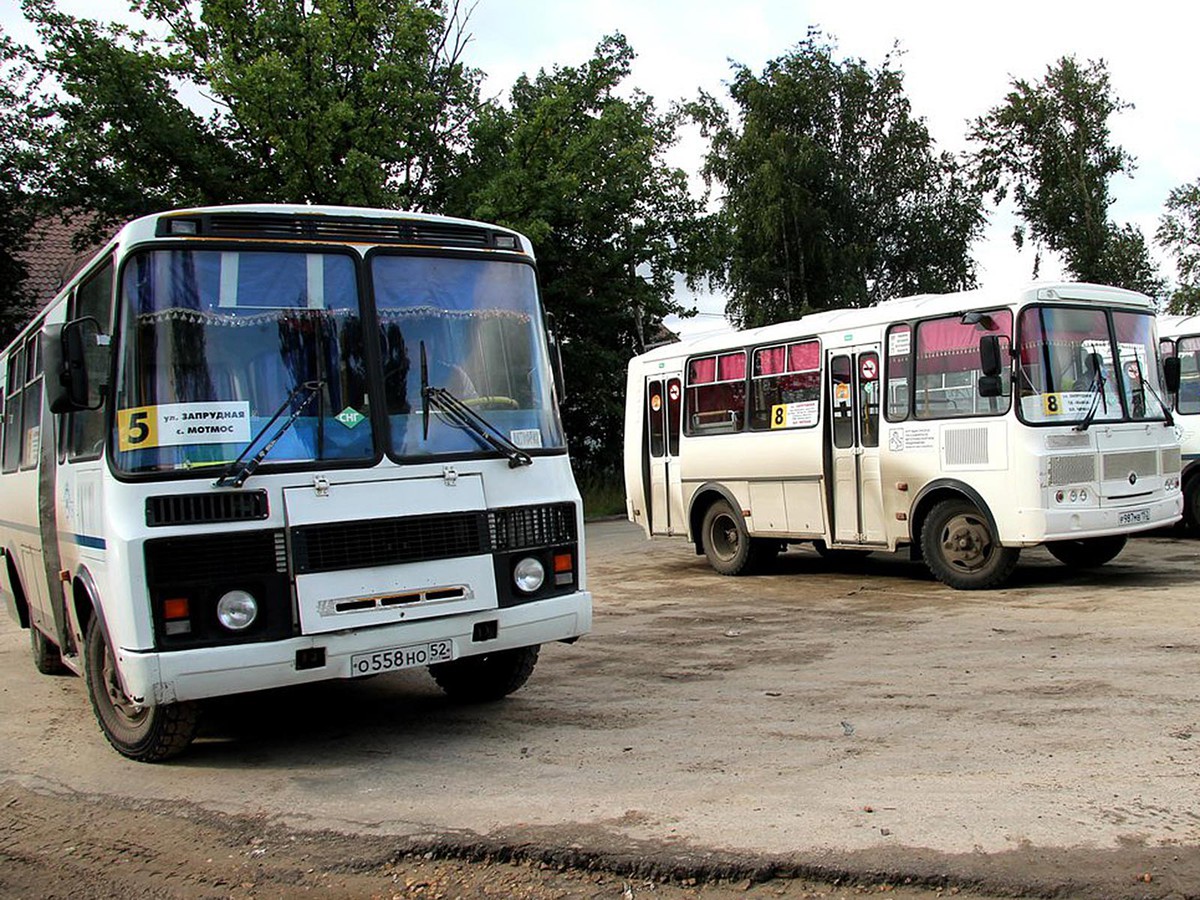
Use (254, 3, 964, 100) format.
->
(4, 0, 1197, 333)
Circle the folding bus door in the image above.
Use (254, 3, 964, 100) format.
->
(644, 375, 684, 535)
(828, 347, 887, 545)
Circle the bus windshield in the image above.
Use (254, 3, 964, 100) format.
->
(113, 248, 563, 475)
(371, 253, 564, 461)
(1016, 306, 1168, 425)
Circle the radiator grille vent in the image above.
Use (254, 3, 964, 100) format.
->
(1102, 450, 1159, 480)
(290, 502, 577, 575)
(1161, 446, 1182, 475)
(145, 529, 285, 583)
(1048, 455, 1096, 486)
(943, 427, 989, 466)
(161, 213, 518, 250)
(146, 490, 268, 527)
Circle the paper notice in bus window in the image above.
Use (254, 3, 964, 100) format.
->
(770, 401, 819, 429)
(1040, 392, 1093, 418)
(888, 330, 911, 356)
(118, 402, 252, 451)
(509, 428, 543, 449)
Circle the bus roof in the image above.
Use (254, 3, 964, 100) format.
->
(1159, 313, 1200, 338)
(635, 281, 1156, 365)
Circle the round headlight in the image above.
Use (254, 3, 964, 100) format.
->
(513, 557, 545, 594)
(216, 590, 258, 631)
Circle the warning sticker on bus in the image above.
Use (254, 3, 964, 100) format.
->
(118, 401, 252, 451)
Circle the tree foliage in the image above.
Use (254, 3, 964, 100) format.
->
(1157, 180, 1200, 313)
(446, 34, 703, 471)
(692, 30, 983, 328)
(18, 0, 480, 241)
(969, 55, 1162, 296)
(0, 31, 40, 344)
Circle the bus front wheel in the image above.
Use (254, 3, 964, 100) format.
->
(1045, 535, 1127, 568)
(1184, 474, 1200, 532)
(84, 618, 199, 762)
(430, 645, 540, 702)
(920, 499, 1019, 590)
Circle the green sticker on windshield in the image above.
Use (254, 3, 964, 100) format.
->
(336, 407, 366, 429)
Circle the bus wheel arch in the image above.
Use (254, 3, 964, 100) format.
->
(77, 587, 200, 762)
(911, 483, 1019, 590)
(688, 485, 740, 556)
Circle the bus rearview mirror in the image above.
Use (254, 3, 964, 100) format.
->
(1164, 356, 1181, 394)
(978, 335, 1002, 377)
(44, 318, 101, 413)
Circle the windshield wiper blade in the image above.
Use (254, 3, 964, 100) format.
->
(420, 342, 532, 468)
(1073, 354, 1107, 432)
(1133, 357, 1174, 426)
(214, 379, 324, 488)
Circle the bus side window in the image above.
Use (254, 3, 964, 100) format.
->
(685, 352, 746, 434)
(19, 334, 42, 469)
(2, 348, 19, 473)
(885, 324, 911, 421)
(1178, 337, 1200, 414)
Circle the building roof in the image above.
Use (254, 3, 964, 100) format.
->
(18, 215, 105, 309)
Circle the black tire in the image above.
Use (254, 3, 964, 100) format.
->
(429, 645, 540, 702)
(920, 498, 1019, 590)
(1184, 475, 1200, 532)
(84, 618, 199, 762)
(1045, 535, 1127, 568)
(701, 499, 757, 575)
(30, 625, 67, 675)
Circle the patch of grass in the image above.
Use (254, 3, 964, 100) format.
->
(576, 473, 626, 520)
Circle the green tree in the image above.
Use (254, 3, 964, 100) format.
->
(969, 55, 1162, 295)
(18, 0, 479, 240)
(446, 34, 704, 471)
(0, 30, 41, 343)
(1157, 180, 1200, 313)
(692, 30, 983, 328)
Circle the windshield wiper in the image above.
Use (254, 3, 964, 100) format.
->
(1132, 356, 1174, 426)
(420, 341, 532, 468)
(1073, 353, 1107, 433)
(214, 379, 325, 488)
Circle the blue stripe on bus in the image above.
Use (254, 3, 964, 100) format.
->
(68, 533, 107, 550)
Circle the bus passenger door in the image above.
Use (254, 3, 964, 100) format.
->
(644, 376, 684, 535)
(828, 348, 886, 545)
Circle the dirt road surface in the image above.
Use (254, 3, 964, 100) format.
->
(2, 519, 1199, 899)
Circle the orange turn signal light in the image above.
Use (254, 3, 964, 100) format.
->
(163, 597, 190, 621)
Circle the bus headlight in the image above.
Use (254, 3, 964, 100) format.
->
(513, 557, 546, 594)
(216, 590, 258, 631)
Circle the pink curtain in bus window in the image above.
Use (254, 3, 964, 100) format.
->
(756, 346, 786, 376)
(917, 313, 1011, 374)
(718, 352, 746, 381)
(689, 356, 716, 384)
(789, 341, 819, 372)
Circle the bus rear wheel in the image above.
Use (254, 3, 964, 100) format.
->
(701, 499, 757, 575)
(1045, 535, 1127, 568)
(84, 618, 199, 762)
(430, 645, 540, 702)
(921, 498, 1019, 590)
(30, 625, 67, 675)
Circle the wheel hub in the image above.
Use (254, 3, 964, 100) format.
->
(941, 515, 991, 571)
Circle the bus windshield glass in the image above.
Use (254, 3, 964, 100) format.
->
(114, 249, 373, 474)
(1016, 306, 1167, 425)
(371, 254, 564, 460)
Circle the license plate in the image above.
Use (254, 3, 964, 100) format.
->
(351, 639, 453, 676)
(1118, 508, 1150, 526)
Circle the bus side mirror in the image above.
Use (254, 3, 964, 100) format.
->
(1164, 356, 1181, 394)
(979, 335, 1002, 377)
(977, 334, 1004, 398)
(44, 318, 102, 413)
(547, 319, 567, 404)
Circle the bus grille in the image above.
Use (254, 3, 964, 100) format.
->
(1161, 446, 1182, 475)
(168, 212, 516, 250)
(1047, 455, 1096, 485)
(145, 530, 286, 582)
(290, 502, 577, 575)
(1102, 450, 1159, 480)
(145, 490, 269, 527)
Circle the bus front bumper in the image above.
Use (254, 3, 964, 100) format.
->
(115, 591, 592, 706)
(1015, 494, 1182, 544)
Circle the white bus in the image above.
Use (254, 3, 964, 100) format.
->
(1, 204, 591, 761)
(624, 283, 1182, 590)
(1157, 313, 1200, 528)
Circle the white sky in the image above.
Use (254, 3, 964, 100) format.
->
(5, 0, 1198, 334)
